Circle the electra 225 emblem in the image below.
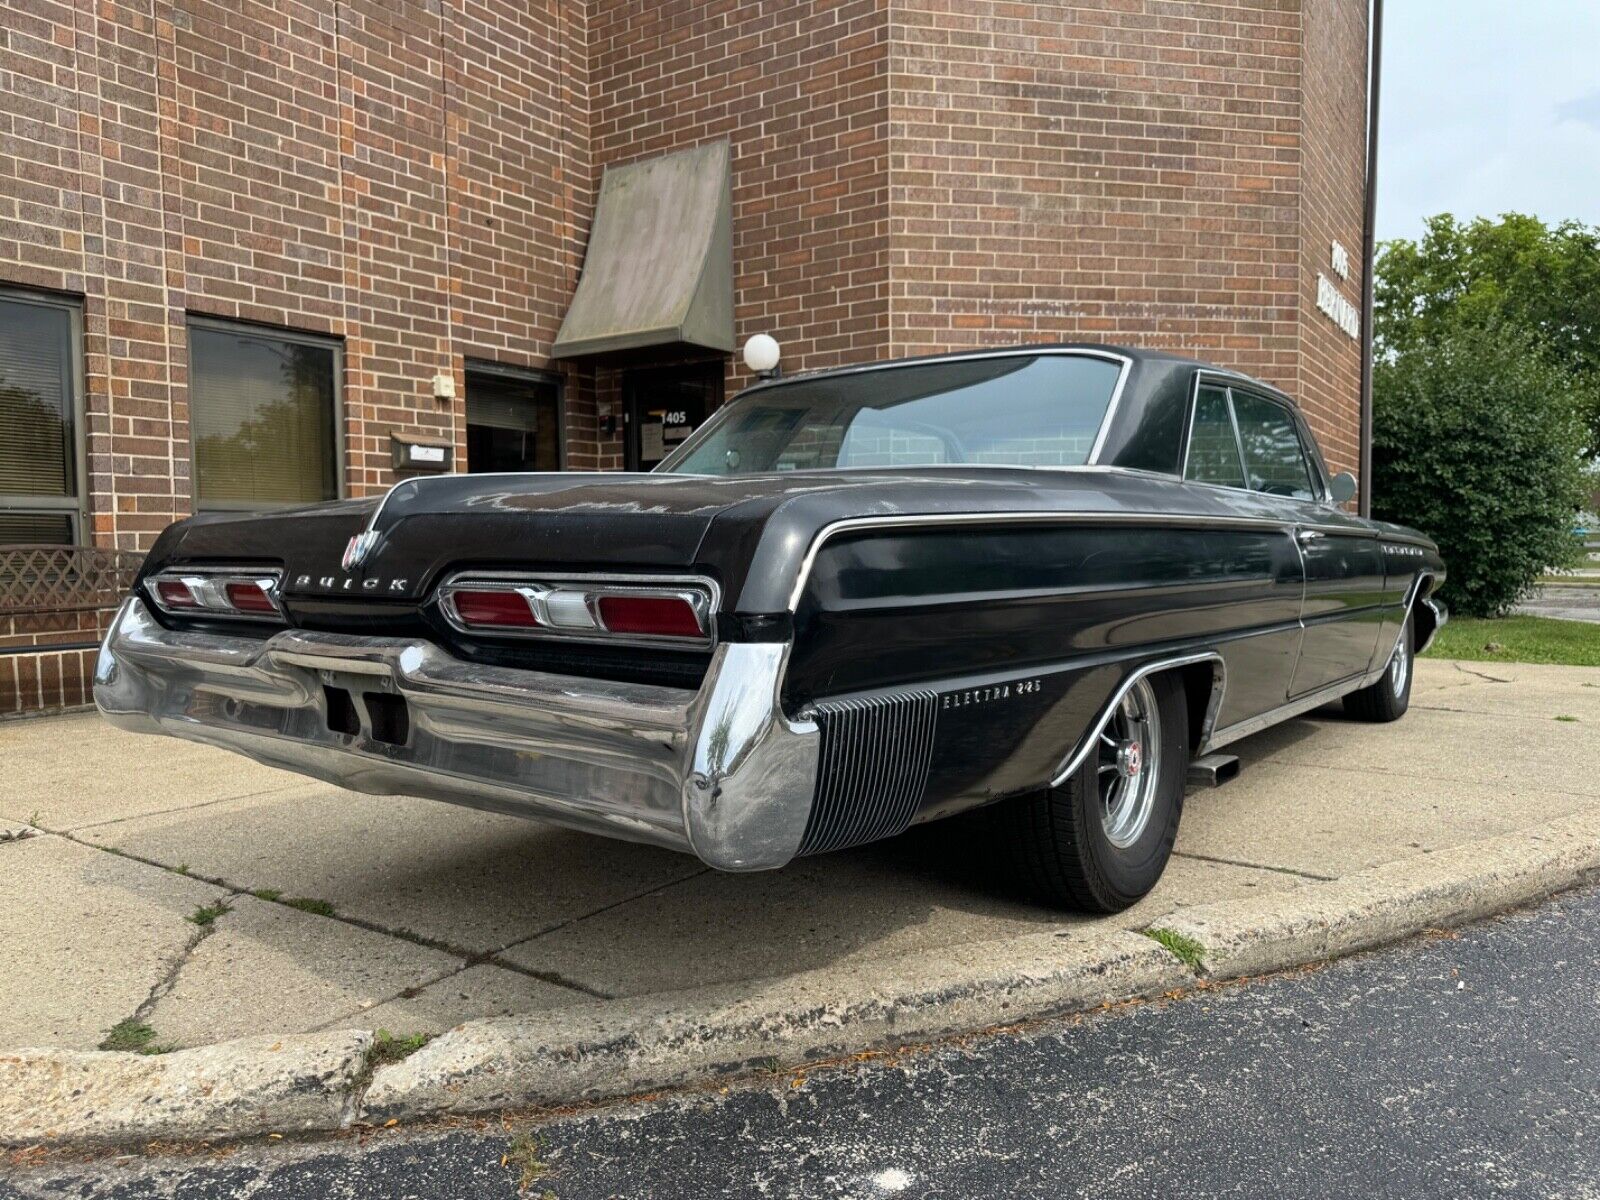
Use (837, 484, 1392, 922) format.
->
(941, 677, 1043, 711)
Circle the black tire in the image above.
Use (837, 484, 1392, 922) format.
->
(987, 670, 1189, 913)
(1344, 617, 1413, 723)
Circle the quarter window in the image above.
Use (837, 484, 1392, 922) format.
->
(1231, 392, 1317, 501)
(1184, 384, 1246, 488)
(189, 320, 340, 508)
(0, 290, 84, 544)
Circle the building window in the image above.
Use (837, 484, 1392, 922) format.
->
(465, 363, 563, 473)
(0, 289, 85, 544)
(189, 318, 341, 509)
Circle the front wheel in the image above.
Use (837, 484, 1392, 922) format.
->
(1344, 617, 1413, 723)
(987, 671, 1189, 913)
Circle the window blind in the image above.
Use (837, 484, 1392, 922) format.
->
(0, 298, 72, 499)
(190, 325, 338, 506)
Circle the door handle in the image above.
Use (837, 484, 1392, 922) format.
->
(1296, 529, 1324, 545)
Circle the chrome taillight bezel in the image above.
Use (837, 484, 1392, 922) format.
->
(435, 572, 718, 649)
(143, 567, 286, 621)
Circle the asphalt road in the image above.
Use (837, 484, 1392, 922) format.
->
(8, 885, 1600, 1200)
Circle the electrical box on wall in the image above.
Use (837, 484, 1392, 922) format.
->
(391, 432, 453, 475)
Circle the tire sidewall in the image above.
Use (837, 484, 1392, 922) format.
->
(1070, 672, 1188, 904)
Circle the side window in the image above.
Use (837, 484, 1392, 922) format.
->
(1184, 383, 1246, 488)
(1231, 392, 1317, 501)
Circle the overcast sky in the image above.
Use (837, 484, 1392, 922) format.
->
(1376, 1, 1600, 244)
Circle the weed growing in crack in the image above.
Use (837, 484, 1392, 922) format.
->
(282, 897, 335, 917)
(503, 1131, 552, 1193)
(98, 1019, 175, 1054)
(1144, 927, 1206, 972)
(189, 902, 230, 927)
(251, 888, 283, 902)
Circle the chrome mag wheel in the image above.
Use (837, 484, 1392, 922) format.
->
(1096, 677, 1163, 849)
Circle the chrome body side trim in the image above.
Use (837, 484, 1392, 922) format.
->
(95, 597, 815, 871)
(1204, 574, 1439, 750)
(1049, 651, 1226, 789)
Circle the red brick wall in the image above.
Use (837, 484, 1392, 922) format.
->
(1296, 0, 1368, 476)
(585, 0, 893, 465)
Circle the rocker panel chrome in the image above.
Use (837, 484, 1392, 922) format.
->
(94, 597, 816, 871)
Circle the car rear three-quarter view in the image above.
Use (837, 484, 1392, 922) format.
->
(95, 345, 1447, 912)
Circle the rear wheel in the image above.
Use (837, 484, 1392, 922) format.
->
(989, 671, 1189, 913)
(1344, 617, 1413, 723)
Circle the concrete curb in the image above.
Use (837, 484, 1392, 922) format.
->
(8, 808, 1600, 1148)
(0, 1030, 371, 1147)
(360, 927, 1184, 1121)
(1155, 808, 1600, 980)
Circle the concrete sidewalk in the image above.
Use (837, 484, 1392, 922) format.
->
(4, 657, 1599, 1058)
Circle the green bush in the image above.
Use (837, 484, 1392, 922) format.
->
(1372, 322, 1592, 617)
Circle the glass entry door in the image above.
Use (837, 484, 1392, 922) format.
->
(465, 365, 563, 473)
(623, 362, 723, 471)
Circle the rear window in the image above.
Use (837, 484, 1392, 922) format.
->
(662, 355, 1123, 476)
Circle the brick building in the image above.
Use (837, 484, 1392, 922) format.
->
(0, 0, 1373, 714)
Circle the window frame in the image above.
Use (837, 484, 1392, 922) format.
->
(186, 314, 346, 513)
(0, 286, 88, 544)
(463, 358, 567, 472)
(1180, 370, 1329, 505)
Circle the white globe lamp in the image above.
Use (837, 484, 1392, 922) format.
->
(742, 333, 782, 378)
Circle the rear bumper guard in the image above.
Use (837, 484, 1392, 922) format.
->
(93, 597, 819, 870)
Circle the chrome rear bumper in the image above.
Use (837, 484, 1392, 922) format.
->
(93, 598, 820, 870)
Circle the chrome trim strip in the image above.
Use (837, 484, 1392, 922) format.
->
(784, 510, 1288, 612)
(1049, 651, 1226, 789)
(95, 597, 817, 872)
(435, 570, 720, 650)
(657, 347, 1134, 474)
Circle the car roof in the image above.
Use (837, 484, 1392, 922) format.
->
(735, 341, 1286, 404)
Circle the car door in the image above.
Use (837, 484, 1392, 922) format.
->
(1229, 389, 1386, 697)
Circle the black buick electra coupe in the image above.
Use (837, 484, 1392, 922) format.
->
(96, 345, 1446, 912)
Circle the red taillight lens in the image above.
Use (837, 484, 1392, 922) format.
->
(155, 579, 198, 608)
(224, 581, 277, 614)
(596, 594, 704, 639)
(451, 589, 541, 628)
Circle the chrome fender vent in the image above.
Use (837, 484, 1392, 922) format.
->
(798, 688, 939, 856)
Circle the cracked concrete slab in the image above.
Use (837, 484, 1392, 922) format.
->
(352, 963, 576, 1036)
(0, 711, 298, 830)
(0, 835, 228, 1050)
(499, 844, 1297, 995)
(139, 896, 469, 1049)
(75, 784, 705, 955)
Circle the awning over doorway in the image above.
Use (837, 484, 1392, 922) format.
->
(552, 141, 734, 362)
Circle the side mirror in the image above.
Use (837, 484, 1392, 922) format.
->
(1328, 471, 1358, 505)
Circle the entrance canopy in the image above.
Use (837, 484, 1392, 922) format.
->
(552, 141, 734, 362)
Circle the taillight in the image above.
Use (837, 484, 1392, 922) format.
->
(224, 581, 278, 614)
(145, 570, 283, 621)
(450, 589, 541, 628)
(155, 579, 200, 608)
(437, 576, 714, 646)
(595, 594, 704, 639)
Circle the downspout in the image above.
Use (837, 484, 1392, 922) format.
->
(1358, 0, 1384, 517)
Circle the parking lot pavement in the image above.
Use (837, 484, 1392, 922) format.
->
(1515, 583, 1600, 622)
(3, 657, 1598, 1053)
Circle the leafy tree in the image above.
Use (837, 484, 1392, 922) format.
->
(1375, 213, 1600, 455)
(1371, 320, 1591, 617)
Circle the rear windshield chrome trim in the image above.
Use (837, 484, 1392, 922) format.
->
(656, 347, 1134, 475)
(436, 570, 720, 650)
